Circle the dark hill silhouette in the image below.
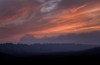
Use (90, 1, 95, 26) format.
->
(76, 47, 100, 56)
(0, 43, 100, 61)
(0, 43, 97, 56)
(19, 34, 40, 44)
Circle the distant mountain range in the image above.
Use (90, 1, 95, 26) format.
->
(19, 34, 73, 44)
(0, 34, 99, 56)
(18, 33, 100, 45)
(0, 43, 100, 61)
(0, 43, 97, 56)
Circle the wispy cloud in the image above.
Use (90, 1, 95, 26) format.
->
(0, 0, 100, 44)
(40, 0, 62, 13)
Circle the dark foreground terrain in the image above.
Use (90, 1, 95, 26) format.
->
(0, 48, 100, 62)
(0, 43, 100, 61)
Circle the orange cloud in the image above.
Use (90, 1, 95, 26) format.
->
(0, 0, 100, 42)
(28, 2, 100, 38)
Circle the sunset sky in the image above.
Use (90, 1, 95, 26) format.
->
(0, 0, 100, 44)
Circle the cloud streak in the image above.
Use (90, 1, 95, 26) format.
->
(0, 0, 100, 44)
